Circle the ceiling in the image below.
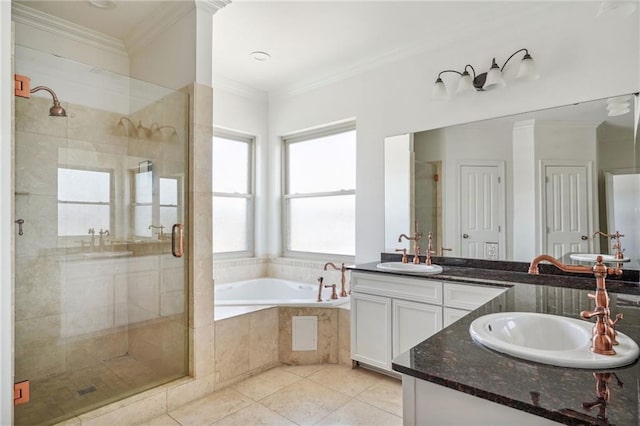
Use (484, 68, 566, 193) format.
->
(14, 1, 622, 94)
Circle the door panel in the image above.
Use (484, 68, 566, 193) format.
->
(459, 165, 503, 259)
(544, 165, 590, 257)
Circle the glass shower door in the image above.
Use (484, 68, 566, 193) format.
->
(14, 46, 189, 425)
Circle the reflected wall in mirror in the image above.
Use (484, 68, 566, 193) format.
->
(384, 94, 639, 270)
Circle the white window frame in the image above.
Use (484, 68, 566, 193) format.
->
(282, 121, 356, 261)
(212, 129, 256, 258)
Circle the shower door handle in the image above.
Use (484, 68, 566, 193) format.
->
(172, 224, 184, 258)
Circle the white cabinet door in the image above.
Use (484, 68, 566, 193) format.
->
(393, 299, 442, 358)
(443, 307, 470, 327)
(351, 292, 392, 370)
(444, 283, 506, 311)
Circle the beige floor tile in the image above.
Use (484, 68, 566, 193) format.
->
(260, 379, 350, 426)
(139, 414, 182, 425)
(307, 365, 383, 397)
(314, 399, 403, 426)
(170, 387, 253, 425)
(279, 364, 327, 377)
(355, 375, 403, 417)
(233, 367, 302, 401)
(211, 402, 297, 426)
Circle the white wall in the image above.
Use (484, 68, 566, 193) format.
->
(1, 4, 13, 424)
(268, 5, 640, 263)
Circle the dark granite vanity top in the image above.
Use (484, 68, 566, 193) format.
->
(350, 257, 640, 425)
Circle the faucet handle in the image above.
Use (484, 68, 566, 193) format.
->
(395, 248, 408, 263)
(325, 284, 338, 300)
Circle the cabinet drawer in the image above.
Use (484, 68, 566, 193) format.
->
(443, 283, 506, 310)
(352, 272, 442, 305)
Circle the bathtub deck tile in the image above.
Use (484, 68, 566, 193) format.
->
(214, 305, 276, 321)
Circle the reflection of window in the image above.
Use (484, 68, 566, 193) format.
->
(160, 177, 179, 231)
(283, 123, 356, 257)
(212, 132, 254, 256)
(133, 170, 182, 238)
(134, 171, 153, 237)
(58, 168, 112, 236)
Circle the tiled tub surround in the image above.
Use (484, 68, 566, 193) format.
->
(352, 259, 639, 425)
(213, 304, 352, 391)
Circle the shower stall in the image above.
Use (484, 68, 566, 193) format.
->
(13, 45, 189, 425)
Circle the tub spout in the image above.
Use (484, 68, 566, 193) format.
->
(323, 262, 348, 297)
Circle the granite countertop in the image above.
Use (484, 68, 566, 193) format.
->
(350, 259, 640, 425)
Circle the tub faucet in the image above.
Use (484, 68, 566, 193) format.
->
(323, 262, 348, 297)
(398, 231, 422, 264)
(528, 254, 623, 356)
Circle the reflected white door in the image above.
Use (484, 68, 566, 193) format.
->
(544, 165, 590, 257)
(459, 164, 504, 259)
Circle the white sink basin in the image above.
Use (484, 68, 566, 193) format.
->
(376, 262, 443, 274)
(469, 312, 639, 369)
(570, 253, 630, 263)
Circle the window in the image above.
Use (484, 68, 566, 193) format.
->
(212, 131, 255, 256)
(132, 163, 183, 239)
(58, 168, 112, 236)
(283, 123, 356, 257)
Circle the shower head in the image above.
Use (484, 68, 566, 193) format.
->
(29, 86, 67, 117)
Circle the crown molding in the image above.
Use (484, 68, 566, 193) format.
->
(196, 0, 232, 15)
(213, 75, 268, 102)
(270, 42, 429, 100)
(124, 2, 195, 55)
(11, 2, 127, 58)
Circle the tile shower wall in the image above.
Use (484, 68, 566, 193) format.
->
(14, 83, 194, 426)
(48, 82, 215, 426)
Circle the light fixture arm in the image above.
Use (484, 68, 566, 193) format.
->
(499, 48, 530, 72)
(463, 64, 477, 79)
(436, 69, 463, 80)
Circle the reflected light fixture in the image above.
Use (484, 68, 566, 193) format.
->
(116, 117, 178, 141)
(432, 48, 538, 100)
(606, 95, 631, 116)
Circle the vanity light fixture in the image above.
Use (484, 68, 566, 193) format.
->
(606, 95, 631, 116)
(115, 117, 178, 141)
(432, 48, 539, 100)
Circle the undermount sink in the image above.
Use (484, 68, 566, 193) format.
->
(376, 262, 443, 274)
(569, 253, 630, 263)
(469, 312, 640, 369)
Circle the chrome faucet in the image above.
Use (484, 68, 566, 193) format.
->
(323, 262, 348, 297)
(98, 229, 110, 252)
(88, 228, 96, 251)
(528, 254, 623, 356)
(398, 231, 422, 264)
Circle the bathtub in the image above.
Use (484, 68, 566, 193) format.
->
(215, 278, 349, 307)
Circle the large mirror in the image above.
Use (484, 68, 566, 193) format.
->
(384, 94, 639, 270)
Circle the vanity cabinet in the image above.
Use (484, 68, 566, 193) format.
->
(351, 271, 507, 372)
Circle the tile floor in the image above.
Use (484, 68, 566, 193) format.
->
(143, 364, 403, 426)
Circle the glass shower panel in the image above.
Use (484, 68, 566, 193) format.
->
(14, 45, 189, 425)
